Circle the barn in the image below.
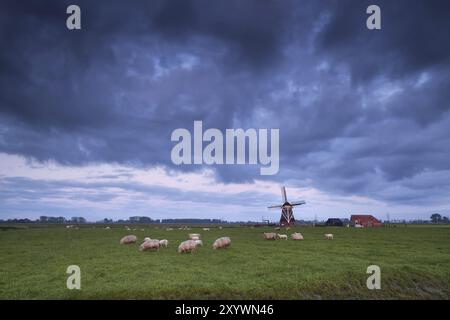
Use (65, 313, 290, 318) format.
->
(325, 218, 344, 227)
(350, 215, 382, 227)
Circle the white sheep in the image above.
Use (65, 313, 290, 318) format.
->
(144, 237, 152, 242)
(212, 237, 231, 249)
(202, 228, 210, 231)
(291, 232, 304, 240)
(277, 234, 288, 240)
(139, 239, 160, 251)
(193, 239, 203, 247)
(178, 240, 197, 253)
(159, 239, 169, 248)
(120, 235, 137, 244)
(324, 233, 334, 240)
(263, 232, 277, 240)
(189, 233, 201, 240)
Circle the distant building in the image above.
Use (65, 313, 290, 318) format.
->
(350, 215, 382, 227)
(325, 218, 344, 227)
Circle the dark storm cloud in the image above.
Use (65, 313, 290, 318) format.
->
(316, 0, 450, 82)
(1, 0, 450, 208)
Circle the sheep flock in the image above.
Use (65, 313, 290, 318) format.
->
(117, 226, 334, 256)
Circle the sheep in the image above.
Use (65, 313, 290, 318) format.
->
(277, 234, 288, 240)
(193, 239, 203, 247)
(144, 237, 152, 242)
(120, 235, 137, 244)
(324, 233, 334, 240)
(189, 233, 201, 239)
(213, 237, 231, 249)
(139, 239, 160, 251)
(202, 228, 210, 231)
(291, 232, 304, 240)
(263, 232, 277, 240)
(178, 240, 197, 254)
(219, 226, 223, 230)
(275, 227, 281, 230)
(104, 226, 111, 229)
(159, 239, 169, 248)
(166, 228, 173, 231)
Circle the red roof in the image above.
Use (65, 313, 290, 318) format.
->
(350, 215, 382, 226)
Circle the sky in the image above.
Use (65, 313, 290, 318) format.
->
(1, 0, 449, 222)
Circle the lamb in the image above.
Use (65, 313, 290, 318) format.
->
(324, 233, 334, 240)
(263, 232, 277, 240)
(159, 239, 169, 248)
(120, 235, 137, 244)
(189, 233, 201, 239)
(291, 232, 304, 240)
(139, 239, 160, 251)
(213, 237, 231, 249)
(193, 239, 203, 247)
(178, 240, 197, 253)
(277, 234, 288, 240)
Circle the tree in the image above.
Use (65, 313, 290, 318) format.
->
(430, 213, 442, 223)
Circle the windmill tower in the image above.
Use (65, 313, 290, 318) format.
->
(268, 186, 306, 226)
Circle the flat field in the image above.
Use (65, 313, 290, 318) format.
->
(0, 224, 449, 299)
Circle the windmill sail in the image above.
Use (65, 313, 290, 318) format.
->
(281, 186, 287, 203)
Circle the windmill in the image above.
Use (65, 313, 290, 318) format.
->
(268, 186, 306, 226)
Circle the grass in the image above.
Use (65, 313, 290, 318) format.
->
(0, 224, 449, 299)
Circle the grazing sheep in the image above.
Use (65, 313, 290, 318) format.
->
(219, 226, 223, 230)
(263, 232, 277, 240)
(120, 235, 137, 244)
(66, 225, 74, 229)
(144, 237, 152, 242)
(189, 233, 201, 239)
(213, 237, 231, 249)
(193, 239, 203, 247)
(202, 228, 210, 231)
(178, 240, 197, 254)
(166, 228, 173, 231)
(324, 233, 334, 240)
(159, 239, 169, 248)
(277, 234, 288, 240)
(139, 239, 160, 251)
(105, 226, 111, 229)
(275, 227, 281, 230)
(291, 232, 304, 240)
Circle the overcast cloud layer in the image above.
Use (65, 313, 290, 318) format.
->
(1, 0, 449, 221)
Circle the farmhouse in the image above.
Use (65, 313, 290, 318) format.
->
(350, 215, 382, 227)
